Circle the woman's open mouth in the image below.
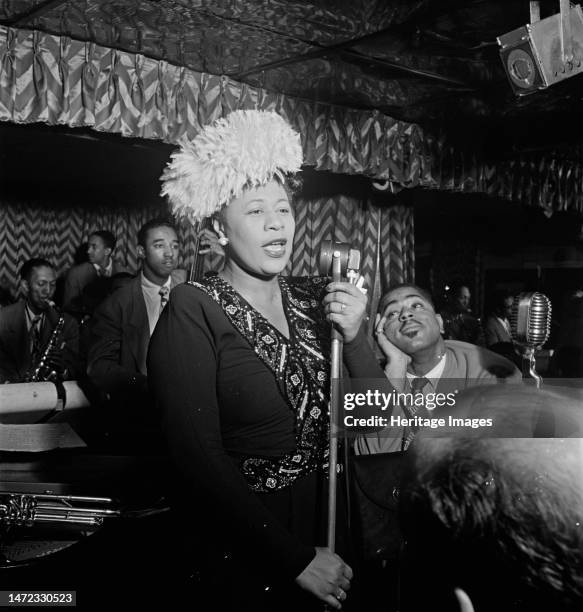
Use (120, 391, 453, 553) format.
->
(262, 239, 287, 257)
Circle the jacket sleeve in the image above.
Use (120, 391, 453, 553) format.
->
(147, 284, 315, 582)
(87, 295, 147, 395)
(62, 268, 82, 312)
(484, 317, 500, 346)
(0, 330, 19, 382)
(61, 314, 81, 380)
(343, 325, 386, 378)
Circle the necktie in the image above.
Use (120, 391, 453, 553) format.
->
(159, 286, 169, 316)
(402, 377, 430, 451)
(30, 315, 42, 362)
(410, 376, 429, 395)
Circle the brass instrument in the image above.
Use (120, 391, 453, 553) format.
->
(0, 491, 120, 528)
(27, 314, 67, 383)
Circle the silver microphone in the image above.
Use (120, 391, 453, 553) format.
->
(510, 292, 552, 349)
(318, 240, 361, 281)
(510, 292, 552, 387)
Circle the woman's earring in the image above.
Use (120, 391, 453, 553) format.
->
(217, 231, 229, 246)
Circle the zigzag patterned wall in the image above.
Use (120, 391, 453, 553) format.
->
(0, 196, 414, 315)
(0, 199, 165, 296)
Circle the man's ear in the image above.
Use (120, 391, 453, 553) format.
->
(136, 245, 145, 260)
(436, 313, 444, 334)
(21, 279, 29, 295)
(104, 247, 113, 261)
(454, 588, 475, 612)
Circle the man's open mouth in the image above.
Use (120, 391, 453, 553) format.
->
(401, 324, 421, 338)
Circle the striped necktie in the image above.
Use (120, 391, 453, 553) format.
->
(402, 377, 430, 451)
(159, 286, 169, 316)
(29, 315, 43, 362)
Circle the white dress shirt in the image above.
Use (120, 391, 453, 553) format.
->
(141, 273, 172, 336)
(93, 259, 113, 277)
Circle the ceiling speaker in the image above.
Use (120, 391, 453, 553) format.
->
(498, 4, 583, 95)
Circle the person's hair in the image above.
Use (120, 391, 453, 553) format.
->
(379, 283, 436, 313)
(448, 282, 470, 299)
(20, 258, 54, 282)
(401, 390, 583, 611)
(89, 230, 116, 252)
(137, 218, 178, 248)
(489, 289, 513, 314)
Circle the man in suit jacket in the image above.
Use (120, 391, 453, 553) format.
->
(0, 258, 80, 383)
(87, 219, 185, 442)
(484, 292, 513, 346)
(63, 230, 127, 317)
(351, 283, 521, 455)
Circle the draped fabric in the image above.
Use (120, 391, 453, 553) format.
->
(1, 26, 581, 215)
(0, 25, 430, 185)
(0, 196, 415, 319)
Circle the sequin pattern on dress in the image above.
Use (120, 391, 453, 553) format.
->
(190, 275, 331, 492)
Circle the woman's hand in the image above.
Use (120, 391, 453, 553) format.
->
(295, 547, 353, 609)
(197, 228, 224, 256)
(323, 282, 368, 343)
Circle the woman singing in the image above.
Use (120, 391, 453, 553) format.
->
(149, 110, 367, 611)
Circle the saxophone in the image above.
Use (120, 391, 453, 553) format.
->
(27, 312, 67, 383)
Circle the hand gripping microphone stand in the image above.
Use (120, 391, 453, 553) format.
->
(318, 240, 361, 553)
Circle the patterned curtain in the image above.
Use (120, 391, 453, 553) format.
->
(0, 196, 414, 318)
(0, 199, 164, 297)
(2, 26, 582, 215)
(287, 196, 414, 323)
(0, 26, 430, 185)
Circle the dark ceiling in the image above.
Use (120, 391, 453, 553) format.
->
(1, 0, 583, 154)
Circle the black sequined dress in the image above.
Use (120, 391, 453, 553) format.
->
(148, 275, 345, 605)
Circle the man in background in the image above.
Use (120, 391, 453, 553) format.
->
(87, 219, 185, 445)
(441, 283, 485, 346)
(63, 230, 126, 317)
(484, 290, 513, 347)
(0, 258, 79, 382)
(353, 283, 521, 454)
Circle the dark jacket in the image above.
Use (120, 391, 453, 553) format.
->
(0, 300, 80, 383)
(63, 261, 128, 316)
(87, 270, 186, 397)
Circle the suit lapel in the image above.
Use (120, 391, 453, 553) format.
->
(127, 277, 149, 374)
(8, 303, 32, 378)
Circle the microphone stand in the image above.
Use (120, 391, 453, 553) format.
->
(326, 252, 343, 553)
(522, 347, 543, 389)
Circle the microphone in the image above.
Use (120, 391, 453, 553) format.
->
(318, 240, 361, 282)
(510, 292, 552, 387)
(510, 292, 552, 349)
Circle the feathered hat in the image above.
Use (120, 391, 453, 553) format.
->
(160, 110, 303, 222)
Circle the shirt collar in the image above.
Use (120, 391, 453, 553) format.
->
(140, 271, 171, 291)
(406, 352, 447, 387)
(496, 315, 510, 327)
(93, 259, 113, 275)
(25, 304, 44, 328)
